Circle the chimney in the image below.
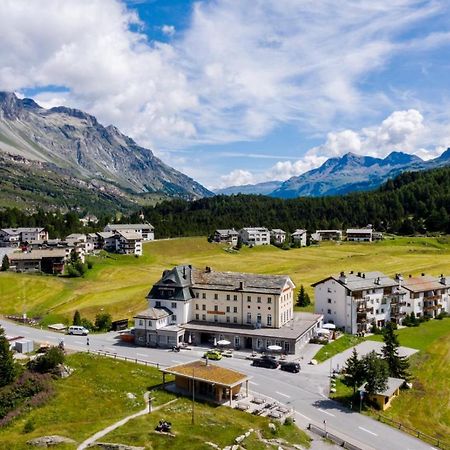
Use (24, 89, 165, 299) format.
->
(183, 266, 186, 279)
(339, 272, 347, 284)
(239, 281, 245, 290)
(357, 272, 361, 278)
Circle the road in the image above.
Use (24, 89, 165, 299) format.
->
(3, 320, 436, 450)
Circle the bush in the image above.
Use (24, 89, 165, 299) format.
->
(436, 312, 448, 320)
(28, 347, 65, 374)
(81, 318, 94, 331)
(87, 260, 94, 270)
(284, 416, 294, 426)
(23, 418, 35, 433)
(95, 313, 112, 332)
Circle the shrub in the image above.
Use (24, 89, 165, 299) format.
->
(28, 347, 65, 374)
(87, 260, 94, 270)
(284, 416, 294, 426)
(81, 318, 94, 331)
(95, 313, 112, 332)
(23, 419, 35, 433)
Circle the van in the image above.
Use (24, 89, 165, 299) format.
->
(280, 362, 301, 373)
(68, 325, 89, 336)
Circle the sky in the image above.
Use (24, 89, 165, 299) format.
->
(1, 0, 450, 190)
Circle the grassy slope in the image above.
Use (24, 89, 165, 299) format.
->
(0, 353, 173, 450)
(313, 335, 365, 363)
(1, 236, 450, 324)
(103, 397, 311, 450)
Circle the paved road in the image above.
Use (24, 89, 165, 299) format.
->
(3, 320, 436, 450)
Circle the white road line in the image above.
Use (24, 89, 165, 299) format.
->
(296, 412, 312, 421)
(249, 381, 259, 386)
(275, 391, 291, 399)
(318, 408, 335, 417)
(358, 426, 378, 436)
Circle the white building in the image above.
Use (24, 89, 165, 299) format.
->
(239, 227, 270, 246)
(314, 230, 342, 241)
(402, 274, 449, 319)
(213, 229, 239, 245)
(291, 229, 307, 247)
(104, 223, 154, 241)
(134, 265, 322, 353)
(270, 229, 286, 245)
(313, 271, 405, 334)
(115, 230, 143, 256)
(346, 228, 373, 242)
(0, 228, 48, 246)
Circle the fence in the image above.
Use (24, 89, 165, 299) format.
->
(376, 414, 449, 449)
(87, 349, 168, 369)
(307, 423, 363, 450)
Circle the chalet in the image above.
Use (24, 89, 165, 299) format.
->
(115, 230, 143, 256)
(314, 230, 342, 241)
(213, 229, 239, 245)
(291, 229, 307, 247)
(270, 229, 286, 245)
(104, 223, 154, 241)
(239, 227, 270, 246)
(8, 249, 67, 274)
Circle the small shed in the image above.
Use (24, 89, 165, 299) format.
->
(161, 360, 249, 405)
(359, 377, 405, 410)
(15, 339, 34, 353)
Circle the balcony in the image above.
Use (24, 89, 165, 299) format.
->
(424, 294, 441, 301)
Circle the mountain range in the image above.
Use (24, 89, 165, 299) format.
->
(216, 149, 450, 198)
(0, 92, 212, 210)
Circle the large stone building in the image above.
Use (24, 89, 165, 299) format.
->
(134, 265, 322, 353)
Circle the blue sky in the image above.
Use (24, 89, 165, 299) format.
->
(1, 0, 450, 189)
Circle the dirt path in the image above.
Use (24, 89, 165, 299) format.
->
(77, 392, 177, 450)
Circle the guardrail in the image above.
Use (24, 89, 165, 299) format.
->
(308, 423, 363, 450)
(87, 349, 168, 369)
(376, 414, 449, 449)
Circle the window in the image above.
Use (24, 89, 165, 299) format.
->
(202, 314, 206, 320)
(226, 294, 230, 301)
(202, 304, 206, 310)
(214, 293, 218, 300)
(155, 301, 161, 307)
(202, 293, 206, 299)
(226, 306, 230, 313)
(233, 306, 238, 313)
(234, 336, 240, 347)
(226, 316, 230, 323)
(268, 297, 272, 304)
(328, 299, 332, 304)
(268, 306, 271, 311)
(327, 309, 331, 314)
(327, 287, 332, 293)
(267, 314, 272, 326)
(214, 305, 218, 312)
(195, 304, 199, 310)
(139, 320, 143, 326)
(171, 302, 177, 309)
(257, 296, 261, 303)
(381, 308, 384, 313)
(233, 295, 238, 301)
(247, 296, 251, 302)
(214, 315, 218, 322)
(195, 292, 199, 298)
(233, 317, 238, 323)
(172, 314, 177, 322)
(148, 321, 152, 327)
(257, 313, 261, 323)
(195, 314, 199, 320)
(247, 313, 252, 324)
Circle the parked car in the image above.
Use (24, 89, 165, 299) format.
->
(280, 361, 301, 373)
(252, 357, 279, 369)
(68, 325, 89, 336)
(203, 350, 222, 360)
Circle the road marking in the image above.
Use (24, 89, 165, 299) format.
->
(358, 426, 378, 436)
(275, 391, 291, 399)
(318, 408, 335, 417)
(249, 381, 259, 386)
(296, 412, 312, 421)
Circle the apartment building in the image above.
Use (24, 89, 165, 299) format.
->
(134, 265, 322, 353)
(0, 228, 48, 246)
(104, 223, 154, 241)
(314, 229, 342, 241)
(270, 229, 287, 245)
(402, 274, 449, 319)
(291, 229, 307, 247)
(239, 227, 270, 246)
(115, 230, 143, 256)
(313, 271, 406, 334)
(213, 229, 239, 245)
(346, 228, 373, 242)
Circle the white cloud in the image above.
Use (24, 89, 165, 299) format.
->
(218, 169, 255, 188)
(161, 25, 175, 36)
(0, 0, 449, 153)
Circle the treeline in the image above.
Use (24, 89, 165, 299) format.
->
(131, 167, 450, 238)
(0, 209, 107, 239)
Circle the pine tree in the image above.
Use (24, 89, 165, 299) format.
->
(381, 322, 410, 380)
(297, 285, 311, 307)
(362, 351, 389, 396)
(343, 348, 365, 394)
(0, 326, 17, 387)
(73, 310, 82, 326)
(1, 255, 9, 272)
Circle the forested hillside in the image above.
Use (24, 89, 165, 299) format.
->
(133, 167, 450, 238)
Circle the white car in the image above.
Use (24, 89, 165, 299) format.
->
(68, 325, 89, 336)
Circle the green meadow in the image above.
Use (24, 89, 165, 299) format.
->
(1, 236, 450, 324)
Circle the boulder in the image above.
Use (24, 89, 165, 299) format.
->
(27, 436, 76, 447)
(93, 444, 145, 450)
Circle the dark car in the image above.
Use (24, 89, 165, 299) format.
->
(280, 362, 301, 373)
(252, 358, 280, 369)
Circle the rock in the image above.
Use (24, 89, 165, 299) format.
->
(268, 423, 277, 432)
(126, 392, 136, 400)
(94, 444, 145, 450)
(244, 431, 251, 438)
(205, 442, 220, 449)
(330, 388, 336, 393)
(309, 359, 318, 365)
(232, 445, 239, 450)
(235, 435, 245, 443)
(27, 435, 76, 447)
